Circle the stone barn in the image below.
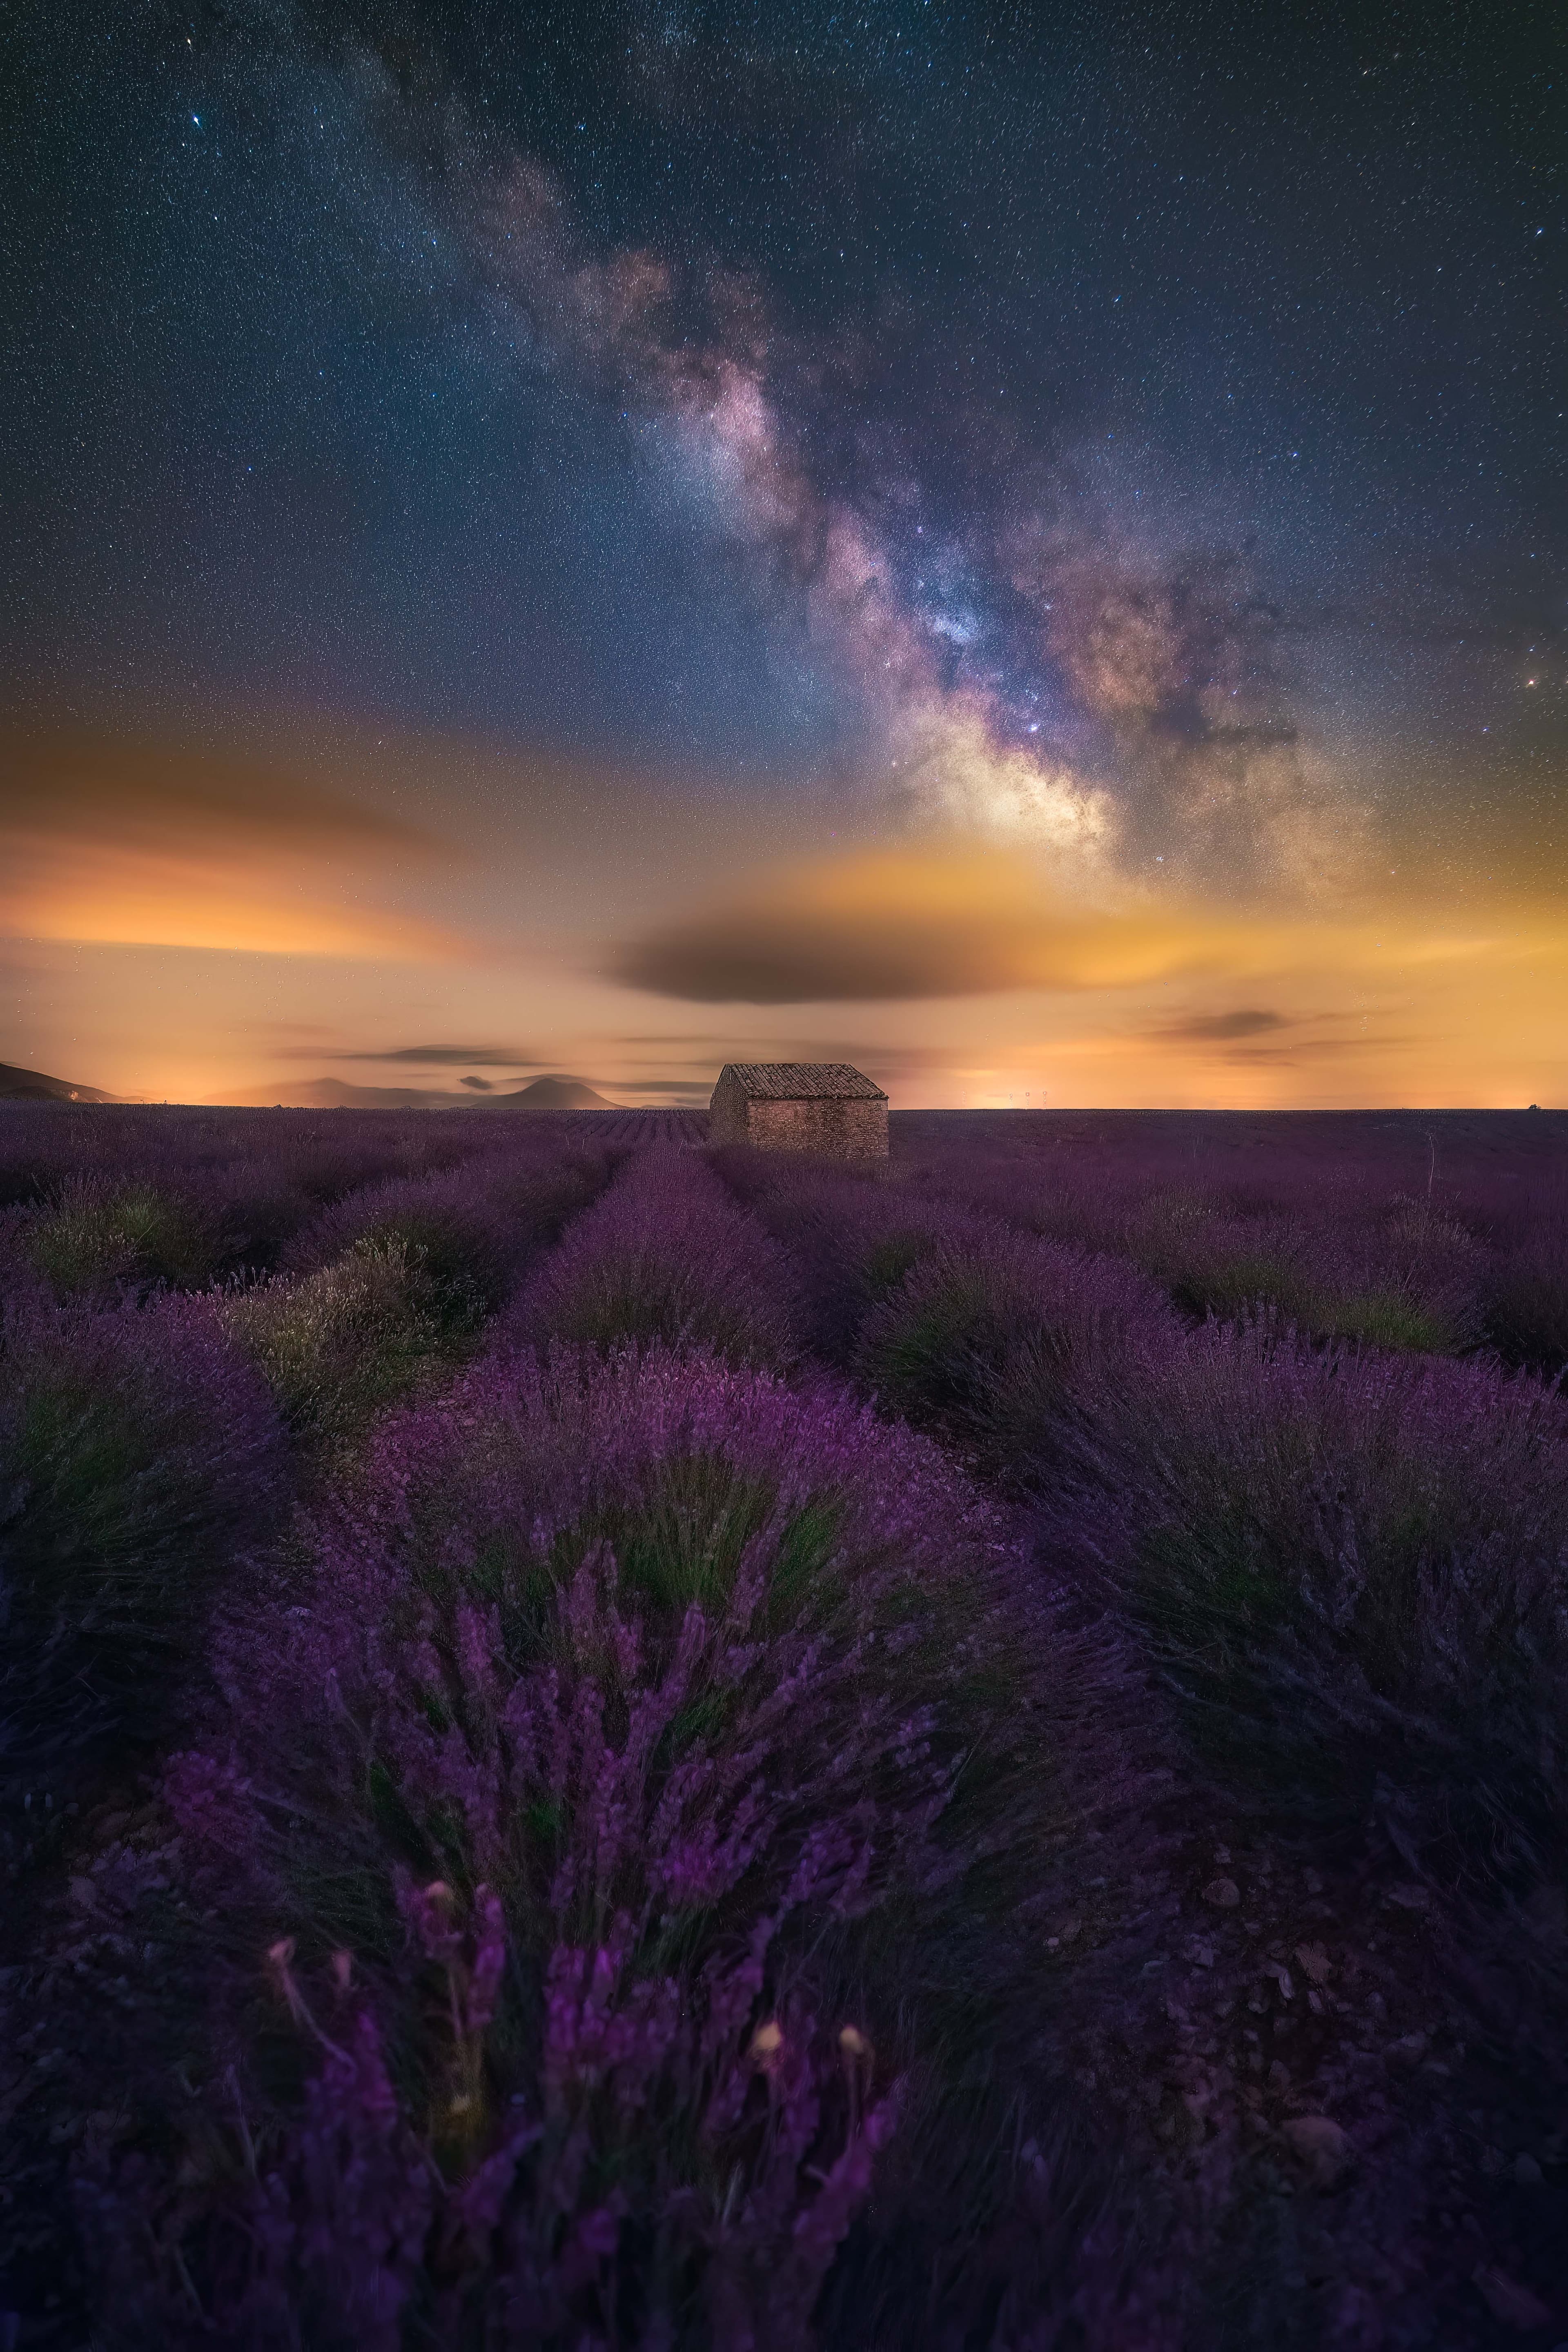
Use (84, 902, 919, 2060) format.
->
(708, 1063, 889, 1159)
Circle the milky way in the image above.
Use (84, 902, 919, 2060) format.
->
(6, 1, 1561, 895)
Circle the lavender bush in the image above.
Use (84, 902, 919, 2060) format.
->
(9, 1109, 1568, 2347)
(81, 1344, 1128, 2345)
(903, 1146, 1491, 1360)
(515, 1147, 800, 1366)
(281, 1145, 607, 1332)
(855, 1226, 1176, 1476)
(8, 1173, 227, 1297)
(712, 1155, 1002, 1365)
(221, 1238, 455, 1451)
(0, 1289, 287, 1799)
(1486, 1206, 1568, 1372)
(1052, 1315, 1568, 1880)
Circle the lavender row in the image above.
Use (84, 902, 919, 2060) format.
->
(717, 1145, 1568, 1875)
(0, 1114, 613, 1301)
(0, 1130, 619, 1836)
(709, 1142, 1568, 2334)
(893, 1114, 1568, 1371)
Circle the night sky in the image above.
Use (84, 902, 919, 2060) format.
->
(2, 0, 1564, 1106)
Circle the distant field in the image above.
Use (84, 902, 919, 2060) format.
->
(575, 1100, 1568, 1176)
(2, 1100, 1565, 2345)
(893, 1101, 1568, 1163)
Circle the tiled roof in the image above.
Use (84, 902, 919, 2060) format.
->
(716, 1062, 888, 1102)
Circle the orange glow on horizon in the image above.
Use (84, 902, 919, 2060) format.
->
(1, 844, 470, 963)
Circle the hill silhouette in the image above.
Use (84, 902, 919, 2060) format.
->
(212, 1072, 619, 1109)
(0, 1060, 121, 1103)
(503, 1075, 615, 1108)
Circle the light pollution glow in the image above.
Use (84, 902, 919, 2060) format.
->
(2, 730, 1562, 1110)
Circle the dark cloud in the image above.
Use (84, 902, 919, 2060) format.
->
(1151, 1009, 1287, 1041)
(617, 1038, 984, 1077)
(610, 847, 1257, 1005)
(459, 1073, 493, 1089)
(613, 926, 955, 1004)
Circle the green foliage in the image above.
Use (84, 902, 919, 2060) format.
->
(409, 1451, 848, 1671)
(1314, 1288, 1459, 1354)
(0, 1296, 284, 1767)
(861, 1229, 942, 1303)
(558, 1456, 845, 1633)
(535, 1248, 786, 1365)
(858, 1261, 1009, 1426)
(25, 1178, 221, 1295)
(223, 1239, 452, 1451)
(1485, 1227, 1568, 1371)
(854, 1232, 1170, 1483)
(334, 1209, 491, 1332)
(1075, 1323, 1568, 1855)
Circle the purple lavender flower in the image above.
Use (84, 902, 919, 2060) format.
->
(514, 1147, 800, 1365)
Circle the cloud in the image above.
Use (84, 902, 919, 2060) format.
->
(1149, 1009, 1288, 1041)
(0, 845, 467, 960)
(609, 844, 1259, 1004)
(280, 1044, 539, 1065)
(0, 726, 467, 961)
(1220, 1034, 1414, 1064)
(459, 1074, 494, 1089)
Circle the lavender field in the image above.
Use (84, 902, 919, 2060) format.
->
(2, 1105, 1566, 2350)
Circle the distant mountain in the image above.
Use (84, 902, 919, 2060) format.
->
(216, 1077, 457, 1108)
(502, 1075, 616, 1108)
(0, 1060, 121, 1103)
(213, 1072, 619, 1109)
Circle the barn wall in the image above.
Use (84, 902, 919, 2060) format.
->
(746, 1097, 888, 1160)
(706, 1074, 752, 1149)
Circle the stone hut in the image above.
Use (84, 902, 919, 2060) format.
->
(708, 1063, 889, 1159)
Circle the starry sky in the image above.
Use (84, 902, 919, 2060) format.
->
(2, 0, 1564, 1106)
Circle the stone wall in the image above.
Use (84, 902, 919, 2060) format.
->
(706, 1069, 754, 1149)
(745, 1096, 888, 1159)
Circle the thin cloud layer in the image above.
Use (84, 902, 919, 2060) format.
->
(0, 728, 463, 962)
(2, 846, 467, 961)
(1150, 1009, 1289, 1041)
(280, 1044, 539, 1065)
(0, 730, 438, 858)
